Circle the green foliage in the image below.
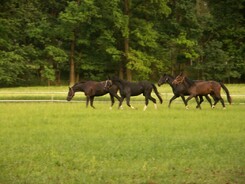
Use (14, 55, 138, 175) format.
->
(44, 45, 68, 63)
(0, 50, 26, 85)
(0, 0, 244, 86)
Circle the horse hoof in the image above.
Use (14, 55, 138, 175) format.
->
(185, 106, 189, 110)
(212, 105, 215, 109)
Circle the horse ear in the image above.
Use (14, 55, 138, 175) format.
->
(107, 76, 111, 80)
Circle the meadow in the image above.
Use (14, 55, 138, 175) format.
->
(0, 85, 245, 184)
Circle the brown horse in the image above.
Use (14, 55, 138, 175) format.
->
(67, 81, 121, 109)
(158, 74, 213, 108)
(173, 73, 232, 109)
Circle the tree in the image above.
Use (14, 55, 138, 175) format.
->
(59, 0, 99, 86)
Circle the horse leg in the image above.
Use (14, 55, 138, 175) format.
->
(147, 94, 157, 110)
(109, 94, 115, 109)
(126, 95, 135, 109)
(169, 95, 179, 108)
(204, 95, 212, 108)
(118, 96, 125, 109)
(90, 96, 95, 109)
(143, 97, 149, 111)
(86, 96, 89, 108)
(219, 96, 226, 109)
(180, 95, 187, 107)
(196, 96, 202, 109)
(185, 95, 194, 109)
(110, 92, 121, 109)
(212, 97, 219, 108)
(114, 94, 121, 104)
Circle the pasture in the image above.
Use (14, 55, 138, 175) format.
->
(0, 85, 245, 183)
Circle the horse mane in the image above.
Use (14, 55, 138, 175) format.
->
(72, 80, 87, 87)
(184, 77, 195, 86)
(164, 74, 174, 80)
(173, 73, 195, 86)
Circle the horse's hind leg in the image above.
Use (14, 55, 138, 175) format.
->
(147, 95, 157, 110)
(195, 96, 202, 109)
(196, 96, 203, 109)
(109, 94, 115, 109)
(90, 96, 95, 109)
(212, 97, 219, 108)
(219, 97, 226, 109)
(204, 95, 212, 108)
(118, 97, 125, 109)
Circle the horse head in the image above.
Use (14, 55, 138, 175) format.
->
(158, 74, 171, 86)
(67, 87, 75, 101)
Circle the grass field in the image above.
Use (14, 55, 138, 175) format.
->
(0, 85, 245, 183)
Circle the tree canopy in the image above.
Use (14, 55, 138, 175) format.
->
(0, 0, 244, 86)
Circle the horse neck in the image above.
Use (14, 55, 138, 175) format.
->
(72, 83, 85, 92)
(113, 79, 125, 91)
(165, 75, 176, 88)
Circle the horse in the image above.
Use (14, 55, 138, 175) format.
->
(158, 74, 213, 108)
(104, 77, 163, 111)
(172, 73, 232, 109)
(67, 80, 121, 109)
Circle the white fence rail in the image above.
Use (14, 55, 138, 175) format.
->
(0, 92, 245, 104)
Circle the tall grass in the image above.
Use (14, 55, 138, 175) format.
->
(0, 102, 244, 183)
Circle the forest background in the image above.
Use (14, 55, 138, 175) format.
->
(0, 0, 244, 86)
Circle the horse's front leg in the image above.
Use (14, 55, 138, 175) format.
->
(143, 97, 149, 111)
(126, 95, 136, 109)
(179, 95, 186, 107)
(109, 94, 115, 109)
(86, 96, 89, 108)
(90, 96, 95, 109)
(185, 95, 194, 109)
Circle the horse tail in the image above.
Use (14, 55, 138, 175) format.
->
(152, 83, 163, 104)
(220, 82, 232, 104)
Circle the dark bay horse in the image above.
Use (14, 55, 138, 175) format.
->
(172, 73, 232, 109)
(104, 78, 163, 111)
(158, 74, 212, 108)
(67, 81, 121, 109)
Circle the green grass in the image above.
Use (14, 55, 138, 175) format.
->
(0, 102, 245, 184)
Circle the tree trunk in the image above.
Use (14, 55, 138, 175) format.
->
(119, 60, 124, 79)
(69, 32, 76, 86)
(124, 0, 132, 81)
(125, 39, 132, 81)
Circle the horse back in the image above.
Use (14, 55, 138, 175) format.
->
(83, 81, 108, 96)
(191, 81, 218, 95)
